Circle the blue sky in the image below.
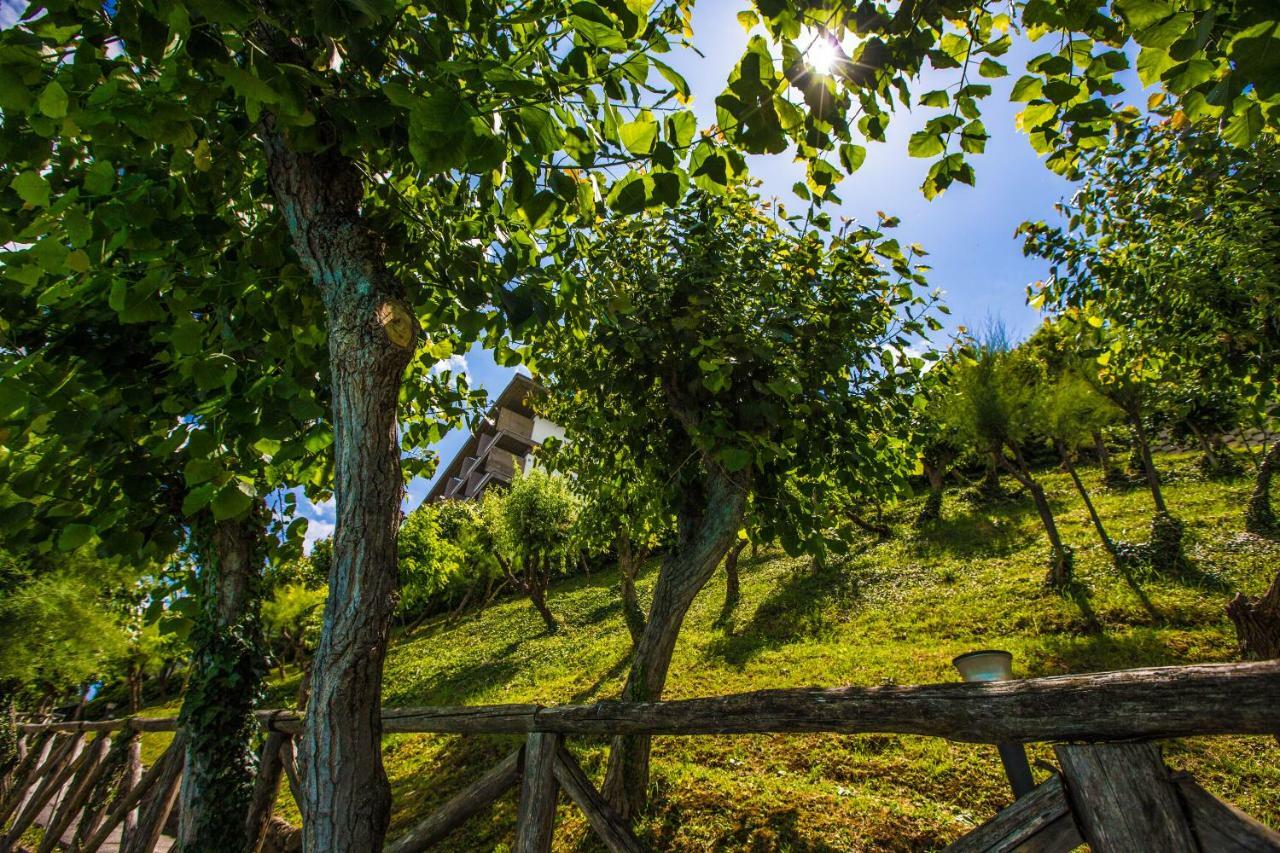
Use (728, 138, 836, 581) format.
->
(300, 4, 1118, 544)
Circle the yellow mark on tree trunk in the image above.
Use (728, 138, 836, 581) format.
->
(377, 300, 414, 349)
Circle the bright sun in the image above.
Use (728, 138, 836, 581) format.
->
(807, 38, 840, 75)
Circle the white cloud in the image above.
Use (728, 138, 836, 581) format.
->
(431, 353, 471, 384)
(303, 519, 335, 554)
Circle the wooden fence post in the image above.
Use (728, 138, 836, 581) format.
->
(36, 733, 111, 853)
(384, 747, 523, 853)
(121, 745, 183, 853)
(552, 744, 644, 853)
(3, 731, 85, 846)
(82, 733, 185, 853)
(245, 731, 289, 852)
(1055, 742, 1197, 853)
(515, 732, 561, 853)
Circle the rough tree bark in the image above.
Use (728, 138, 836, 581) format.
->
(617, 536, 648, 646)
(1130, 416, 1168, 513)
(998, 448, 1071, 587)
(602, 465, 747, 818)
(722, 538, 747, 613)
(1058, 441, 1113, 556)
(915, 463, 945, 527)
(264, 123, 416, 851)
(1226, 570, 1280, 661)
(177, 511, 268, 851)
(1245, 441, 1279, 534)
(497, 552, 560, 634)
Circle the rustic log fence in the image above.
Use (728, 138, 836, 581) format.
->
(4, 660, 1278, 852)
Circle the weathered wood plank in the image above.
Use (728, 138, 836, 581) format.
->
(37, 733, 111, 853)
(121, 745, 182, 853)
(246, 731, 289, 853)
(552, 744, 644, 853)
(0, 731, 54, 826)
(1173, 773, 1280, 852)
(945, 774, 1082, 853)
(82, 733, 185, 853)
(514, 732, 560, 853)
(1055, 742, 1196, 853)
(16, 661, 1280, 742)
(72, 732, 139, 850)
(383, 747, 522, 853)
(4, 731, 86, 845)
(280, 737, 303, 814)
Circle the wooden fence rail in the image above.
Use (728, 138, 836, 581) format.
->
(19, 660, 1280, 740)
(7, 660, 1279, 853)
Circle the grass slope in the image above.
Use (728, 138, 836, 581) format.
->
(230, 453, 1280, 848)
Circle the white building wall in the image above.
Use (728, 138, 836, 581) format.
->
(524, 417, 567, 473)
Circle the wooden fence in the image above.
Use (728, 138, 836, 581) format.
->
(4, 660, 1279, 852)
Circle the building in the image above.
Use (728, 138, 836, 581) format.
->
(425, 373, 565, 502)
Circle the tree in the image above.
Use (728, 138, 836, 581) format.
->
(537, 187, 931, 817)
(0, 2, 710, 843)
(1024, 117, 1280, 550)
(706, 2, 1280, 207)
(479, 469, 579, 635)
(397, 502, 468, 622)
(949, 338, 1074, 586)
(1043, 375, 1122, 555)
(910, 364, 965, 526)
(547, 436, 672, 644)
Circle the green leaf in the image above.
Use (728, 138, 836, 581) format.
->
(216, 63, 281, 105)
(38, 80, 68, 118)
(667, 110, 697, 148)
(920, 90, 950, 108)
(718, 447, 752, 472)
(1222, 102, 1264, 147)
(978, 58, 1007, 78)
(184, 458, 220, 486)
(84, 160, 115, 195)
(1114, 0, 1174, 30)
(907, 132, 944, 158)
(1010, 76, 1043, 102)
(12, 171, 50, 207)
(619, 117, 658, 155)
(838, 143, 867, 173)
(57, 523, 94, 551)
(211, 481, 255, 521)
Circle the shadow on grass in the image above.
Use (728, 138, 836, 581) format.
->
(910, 501, 1040, 559)
(570, 650, 632, 703)
(384, 639, 523, 707)
(386, 732, 523, 847)
(646, 802, 842, 853)
(1022, 629, 1197, 677)
(705, 560, 862, 667)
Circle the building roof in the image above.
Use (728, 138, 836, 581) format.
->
(424, 373, 544, 502)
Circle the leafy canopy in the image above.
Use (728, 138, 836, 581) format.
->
(538, 187, 934, 558)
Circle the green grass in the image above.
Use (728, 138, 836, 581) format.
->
(158, 452, 1280, 850)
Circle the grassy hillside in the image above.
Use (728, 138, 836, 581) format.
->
(233, 453, 1280, 848)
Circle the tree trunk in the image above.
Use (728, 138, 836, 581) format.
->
(527, 579, 561, 635)
(1226, 570, 1280, 660)
(999, 450, 1071, 587)
(177, 511, 268, 852)
(722, 538, 747, 612)
(602, 466, 747, 818)
(1131, 416, 1168, 513)
(264, 125, 415, 851)
(617, 537, 647, 646)
(1059, 442, 1113, 555)
(915, 464, 944, 526)
(1245, 441, 1280, 534)
(1188, 421, 1219, 469)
